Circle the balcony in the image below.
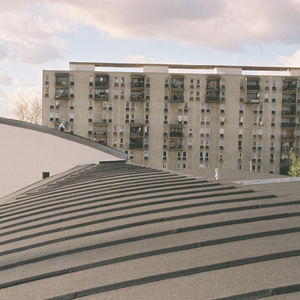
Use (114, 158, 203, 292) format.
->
(55, 75, 69, 87)
(281, 122, 296, 128)
(55, 88, 68, 100)
(281, 135, 294, 140)
(171, 77, 184, 90)
(245, 93, 260, 103)
(94, 89, 108, 100)
(130, 125, 144, 137)
(169, 125, 183, 138)
(206, 91, 220, 103)
(206, 77, 220, 91)
(282, 95, 296, 104)
(168, 139, 183, 150)
(131, 77, 145, 89)
(131, 90, 144, 101)
(246, 78, 260, 91)
(282, 80, 297, 92)
(281, 109, 296, 116)
(129, 138, 144, 149)
(95, 75, 109, 88)
(170, 91, 184, 101)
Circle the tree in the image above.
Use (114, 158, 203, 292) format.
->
(15, 97, 42, 125)
(288, 151, 300, 177)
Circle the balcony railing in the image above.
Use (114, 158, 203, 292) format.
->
(281, 123, 296, 128)
(168, 143, 183, 150)
(129, 138, 144, 149)
(171, 77, 184, 89)
(131, 91, 144, 100)
(170, 91, 184, 101)
(94, 89, 108, 100)
(95, 75, 109, 88)
(131, 77, 144, 88)
(55, 88, 68, 99)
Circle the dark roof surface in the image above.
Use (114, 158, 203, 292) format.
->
(0, 162, 299, 299)
(0, 117, 127, 160)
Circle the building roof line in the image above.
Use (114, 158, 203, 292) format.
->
(0, 117, 127, 160)
(69, 62, 300, 71)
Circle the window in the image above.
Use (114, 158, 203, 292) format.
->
(114, 77, 119, 86)
(44, 87, 49, 97)
(45, 74, 49, 84)
(89, 76, 93, 86)
(49, 112, 54, 121)
(69, 100, 74, 109)
(239, 116, 244, 126)
(146, 89, 150, 100)
(221, 103, 225, 113)
(163, 151, 167, 161)
(146, 78, 150, 88)
(50, 100, 54, 109)
(69, 113, 74, 122)
(220, 128, 224, 137)
(219, 140, 224, 150)
(121, 77, 125, 86)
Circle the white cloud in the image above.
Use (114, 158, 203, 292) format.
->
(0, 88, 14, 118)
(0, 72, 14, 85)
(0, 1, 70, 64)
(126, 54, 158, 63)
(0, 73, 41, 118)
(43, 0, 300, 51)
(277, 50, 300, 67)
(1, 0, 300, 65)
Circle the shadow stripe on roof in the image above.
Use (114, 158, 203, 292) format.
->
(1, 211, 300, 258)
(215, 283, 300, 300)
(0, 194, 276, 234)
(1, 199, 299, 246)
(18, 169, 167, 198)
(16, 175, 196, 202)
(1, 227, 300, 290)
(3, 180, 212, 212)
(0, 188, 250, 226)
(8, 174, 187, 205)
(0, 186, 239, 222)
(44, 250, 300, 300)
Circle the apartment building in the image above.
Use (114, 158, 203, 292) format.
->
(42, 62, 300, 174)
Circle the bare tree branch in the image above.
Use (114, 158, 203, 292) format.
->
(15, 97, 42, 125)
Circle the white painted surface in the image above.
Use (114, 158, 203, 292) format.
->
(143, 66, 169, 73)
(234, 177, 300, 185)
(214, 67, 242, 75)
(0, 123, 121, 198)
(69, 63, 95, 71)
(287, 69, 300, 76)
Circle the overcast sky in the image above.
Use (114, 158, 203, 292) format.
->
(1, 0, 300, 117)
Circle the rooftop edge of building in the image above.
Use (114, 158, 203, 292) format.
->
(68, 61, 300, 75)
(0, 117, 128, 161)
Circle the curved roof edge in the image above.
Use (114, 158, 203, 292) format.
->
(0, 117, 127, 160)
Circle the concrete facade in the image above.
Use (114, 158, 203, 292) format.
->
(42, 63, 300, 174)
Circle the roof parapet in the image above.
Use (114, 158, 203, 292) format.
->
(214, 67, 242, 75)
(69, 62, 300, 75)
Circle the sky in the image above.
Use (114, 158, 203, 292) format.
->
(2, 0, 300, 117)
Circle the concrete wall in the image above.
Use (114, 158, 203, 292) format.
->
(0, 123, 122, 198)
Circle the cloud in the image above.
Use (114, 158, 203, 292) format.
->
(2, 0, 300, 64)
(277, 50, 300, 67)
(0, 88, 14, 118)
(0, 72, 13, 85)
(43, 0, 300, 51)
(126, 54, 158, 63)
(0, 1, 70, 64)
